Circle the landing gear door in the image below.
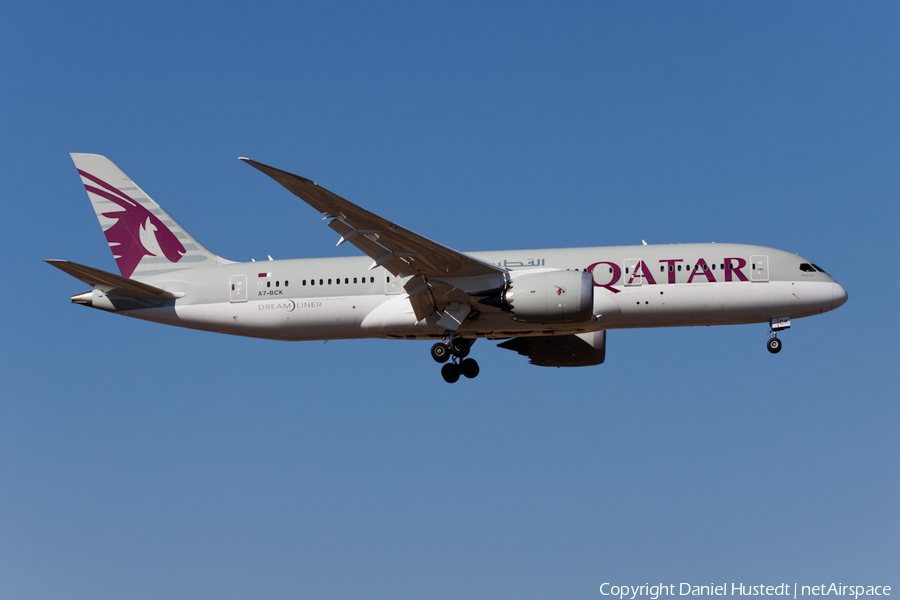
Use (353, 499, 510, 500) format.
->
(230, 274, 248, 302)
(750, 255, 769, 282)
(623, 259, 643, 286)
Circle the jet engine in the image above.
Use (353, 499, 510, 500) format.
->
(481, 270, 594, 324)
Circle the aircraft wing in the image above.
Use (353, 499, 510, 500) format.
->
(241, 159, 507, 282)
(497, 331, 607, 367)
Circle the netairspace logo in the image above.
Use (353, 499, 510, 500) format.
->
(600, 584, 892, 600)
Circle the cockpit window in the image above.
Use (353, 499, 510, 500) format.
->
(799, 263, 829, 274)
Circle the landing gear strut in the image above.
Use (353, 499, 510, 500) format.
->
(433, 335, 478, 382)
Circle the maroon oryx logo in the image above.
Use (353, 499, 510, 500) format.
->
(79, 170, 186, 278)
(554, 285, 566, 296)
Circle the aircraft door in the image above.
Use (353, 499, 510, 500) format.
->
(385, 271, 403, 294)
(750, 255, 769, 282)
(230, 274, 248, 302)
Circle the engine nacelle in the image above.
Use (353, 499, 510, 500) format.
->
(483, 270, 594, 324)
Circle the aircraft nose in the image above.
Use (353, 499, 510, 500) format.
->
(832, 282, 848, 310)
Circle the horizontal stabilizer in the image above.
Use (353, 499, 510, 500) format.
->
(44, 260, 177, 300)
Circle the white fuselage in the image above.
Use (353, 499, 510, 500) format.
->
(93, 243, 847, 342)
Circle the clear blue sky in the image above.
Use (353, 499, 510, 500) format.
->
(1, 2, 897, 599)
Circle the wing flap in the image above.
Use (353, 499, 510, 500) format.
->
(328, 218, 417, 276)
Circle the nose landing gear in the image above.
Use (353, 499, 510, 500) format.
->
(767, 316, 790, 354)
(432, 336, 479, 382)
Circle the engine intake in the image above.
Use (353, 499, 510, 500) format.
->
(481, 270, 593, 324)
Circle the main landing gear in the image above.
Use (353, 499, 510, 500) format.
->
(767, 316, 790, 354)
(431, 336, 479, 383)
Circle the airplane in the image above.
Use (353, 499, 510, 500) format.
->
(48, 153, 848, 383)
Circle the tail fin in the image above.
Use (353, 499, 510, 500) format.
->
(70, 153, 231, 279)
